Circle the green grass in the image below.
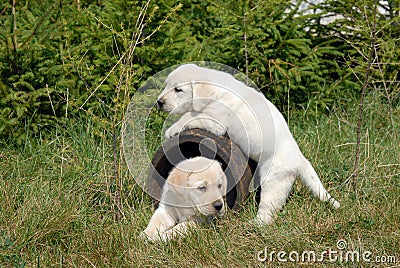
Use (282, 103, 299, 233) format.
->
(1, 96, 399, 267)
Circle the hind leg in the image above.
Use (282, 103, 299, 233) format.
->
(254, 170, 296, 225)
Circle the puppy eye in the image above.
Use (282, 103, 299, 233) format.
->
(197, 185, 206, 192)
(218, 184, 222, 189)
(174, 87, 183, 93)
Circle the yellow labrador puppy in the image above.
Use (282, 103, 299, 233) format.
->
(141, 157, 227, 242)
(157, 64, 340, 225)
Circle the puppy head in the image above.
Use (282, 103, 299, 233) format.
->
(157, 82, 193, 114)
(167, 157, 227, 216)
(157, 64, 218, 114)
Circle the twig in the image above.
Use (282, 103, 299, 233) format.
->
(373, 45, 396, 136)
(137, 3, 182, 45)
(352, 1, 378, 195)
(20, 0, 61, 49)
(79, 1, 150, 110)
(113, 129, 121, 221)
(65, 87, 69, 119)
(11, 0, 18, 52)
(111, 2, 150, 222)
(243, 7, 249, 84)
(46, 84, 56, 116)
(0, 6, 7, 16)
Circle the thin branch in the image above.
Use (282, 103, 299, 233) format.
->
(243, 7, 249, 84)
(46, 84, 56, 117)
(351, 1, 378, 194)
(20, 0, 61, 49)
(65, 87, 69, 119)
(113, 129, 122, 221)
(11, 0, 18, 52)
(137, 3, 182, 45)
(80, 1, 150, 110)
(79, 52, 127, 110)
(373, 44, 396, 136)
(0, 6, 7, 16)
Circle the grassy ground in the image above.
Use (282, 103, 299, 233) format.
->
(1, 95, 399, 267)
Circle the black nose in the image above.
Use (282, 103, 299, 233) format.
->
(214, 201, 223, 212)
(157, 99, 164, 108)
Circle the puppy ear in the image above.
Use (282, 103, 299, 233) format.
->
(165, 168, 191, 196)
(161, 167, 193, 207)
(192, 83, 217, 112)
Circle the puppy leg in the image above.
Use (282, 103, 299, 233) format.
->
(141, 207, 176, 242)
(161, 220, 197, 241)
(254, 172, 296, 225)
(165, 112, 226, 138)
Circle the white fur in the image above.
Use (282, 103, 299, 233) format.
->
(141, 157, 227, 242)
(157, 64, 340, 225)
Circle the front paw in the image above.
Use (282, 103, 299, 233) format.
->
(139, 231, 159, 242)
(139, 231, 151, 241)
(249, 212, 275, 226)
(165, 125, 183, 139)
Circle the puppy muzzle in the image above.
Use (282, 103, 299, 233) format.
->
(157, 99, 164, 109)
(213, 201, 223, 212)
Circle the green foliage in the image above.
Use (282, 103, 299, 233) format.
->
(314, 0, 400, 104)
(149, 0, 355, 110)
(0, 0, 399, 141)
(0, 0, 179, 142)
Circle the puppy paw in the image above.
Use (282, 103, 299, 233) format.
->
(250, 213, 275, 226)
(139, 231, 158, 243)
(138, 231, 150, 241)
(330, 199, 341, 210)
(165, 125, 183, 139)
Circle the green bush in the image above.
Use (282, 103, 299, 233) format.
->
(1, 0, 398, 142)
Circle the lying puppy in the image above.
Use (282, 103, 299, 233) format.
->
(141, 157, 227, 242)
(157, 64, 340, 225)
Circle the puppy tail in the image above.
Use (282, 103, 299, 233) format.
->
(298, 160, 340, 209)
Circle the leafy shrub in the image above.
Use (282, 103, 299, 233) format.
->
(0, 0, 398, 142)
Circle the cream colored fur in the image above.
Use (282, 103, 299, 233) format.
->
(141, 157, 227, 242)
(157, 64, 340, 225)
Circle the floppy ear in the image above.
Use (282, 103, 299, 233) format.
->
(163, 168, 191, 204)
(192, 83, 217, 112)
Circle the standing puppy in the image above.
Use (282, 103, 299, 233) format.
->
(157, 64, 340, 224)
(141, 157, 227, 242)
